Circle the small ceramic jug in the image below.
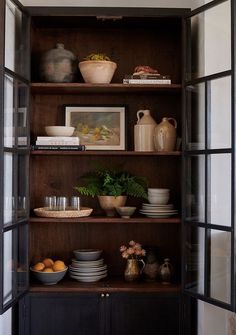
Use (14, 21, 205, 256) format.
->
(154, 117, 177, 152)
(143, 247, 160, 282)
(134, 110, 157, 151)
(159, 258, 174, 284)
(124, 258, 145, 282)
(40, 43, 76, 83)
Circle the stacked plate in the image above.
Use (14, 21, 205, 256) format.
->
(69, 258, 108, 283)
(140, 203, 178, 218)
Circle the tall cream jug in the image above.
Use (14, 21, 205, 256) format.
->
(154, 117, 177, 151)
(134, 110, 157, 151)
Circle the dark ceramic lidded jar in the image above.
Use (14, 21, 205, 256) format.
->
(40, 43, 76, 82)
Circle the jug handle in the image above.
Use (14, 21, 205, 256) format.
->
(137, 110, 144, 122)
(167, 117, 177, 128)
(138, 259, 145, 273)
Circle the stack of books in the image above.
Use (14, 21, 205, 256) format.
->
(123, 74, 171, 85)
(32, 136, 86, 151)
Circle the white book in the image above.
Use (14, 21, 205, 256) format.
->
(36, 138, 80, 145)
(37, 136, 79, 141)
(123, 79, 171, 84)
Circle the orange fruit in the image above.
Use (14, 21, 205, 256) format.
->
(32, 262, 45, 271)
(43, 258, 54, 267)
(43, 267, 54, 273)
(52, 260, 65, 272)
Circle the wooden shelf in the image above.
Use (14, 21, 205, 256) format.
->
(30, 150, 181, 156)
(30, 83, 182, 94)
(30, 277, 181, 294)
(30, 216, 181, 224)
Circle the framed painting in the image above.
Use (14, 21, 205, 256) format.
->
(65, 105, 126, 150)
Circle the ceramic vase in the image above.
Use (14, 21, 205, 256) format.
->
(159, 258, 174, 284)
(124, 258, 145, 282)
(134, 110, 157, 151)
(154, 117, 177, 151)
(97, 195, 127, 217)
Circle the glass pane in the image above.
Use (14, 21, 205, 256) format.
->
(185, 226, 205, 295)
(186, 83, 205, 150)
(17, 82, 28, 148)
(4, 75, 15, 148)
(185, 155, 205, 222)
(208, 154, 231, 226)
(5, 0, 29, 78)
(208, 76, 231, 149)
(210, 230, 231, 303)
(17, 154, 28, 220)
(4, 153, 15, 226)
(18, 224, 28, 294)
(3, 229, 17, 306)
(185, 298, 235, 335)
(190, 0, 231, 79)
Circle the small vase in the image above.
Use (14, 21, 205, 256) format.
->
(143, 247, 160, 282)
(124, 258, 145, 282)
(159, 258, 174, 284)
(98, 195, 127, 217)
(154, 117, 177, 152)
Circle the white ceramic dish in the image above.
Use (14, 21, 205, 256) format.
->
(69, 264, 107, 273)
(70, 273, 107, 282)
(45, 126, 75, 136)
(116, 206, 136, 218)
(30, 267, 68, 285)
(71, 258, 104, 267)
(69, 269, 107, 276)
(73, 249, 103, 261)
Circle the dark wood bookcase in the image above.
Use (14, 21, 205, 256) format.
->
(22, 8, 188, 335)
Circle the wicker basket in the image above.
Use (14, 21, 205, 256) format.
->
(34, 207, 93, 218)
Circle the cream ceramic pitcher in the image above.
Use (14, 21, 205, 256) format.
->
(154, 117, 177, 151)
(134, 110, 157, 151)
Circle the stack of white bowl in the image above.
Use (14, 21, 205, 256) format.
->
(148, 188, 170, 205)
(69, 249, 108, 283)
(139, 188, 178, 218)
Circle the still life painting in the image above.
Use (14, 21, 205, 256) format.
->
(65, 105, 126, 150)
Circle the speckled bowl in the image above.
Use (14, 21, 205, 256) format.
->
(116, 206, 136, 218)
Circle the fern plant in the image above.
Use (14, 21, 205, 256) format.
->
(75, 168, 148, 199)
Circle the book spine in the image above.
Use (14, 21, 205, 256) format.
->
(37, 136, 79, 140)
(123, 79, 171, 84)
(31, 145, 86, 151)
(36, 141, 80, 145)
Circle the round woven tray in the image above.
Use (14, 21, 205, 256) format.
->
(34, 207, 93, 218)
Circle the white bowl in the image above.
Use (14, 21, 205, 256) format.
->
(45, 126, 75, 136)
(148, 188, 170, 194)
(148, 194, 170, 205)
(116, 206, 136, 218)
(30, 267, 68, 285)
(79, 60, 117, 84)
(73, 249, 103, 261)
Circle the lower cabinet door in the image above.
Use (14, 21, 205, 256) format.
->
(25, 293, 104, 335)
(110, 293, 180, 335)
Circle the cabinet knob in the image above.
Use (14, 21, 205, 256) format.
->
(101, 293, 105, 298)
(106, 293, 110, 297)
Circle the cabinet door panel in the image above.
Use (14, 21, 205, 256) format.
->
(111, 294, 180, 335)
(29, 294, 102, 335)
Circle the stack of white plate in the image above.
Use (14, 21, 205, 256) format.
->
(139, 203, 178, 218)
(69, 258, 108, 282)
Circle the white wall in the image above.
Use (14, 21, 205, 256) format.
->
(20, 0, 203, 9)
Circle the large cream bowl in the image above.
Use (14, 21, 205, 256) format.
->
(79, 60, 117, 84)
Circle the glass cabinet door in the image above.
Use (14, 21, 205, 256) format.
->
(0, 0, 29, 314)
(183, 0, 235, 330)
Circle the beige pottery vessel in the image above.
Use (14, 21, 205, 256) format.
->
(154, 117, 177, 152)
(79, 60, 117, 84)
(98, 195, 127, 217)
(134, 110, 157, 151)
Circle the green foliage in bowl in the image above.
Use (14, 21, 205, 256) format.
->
(74, 167, 148, 199)
(84, 53, 111, 61)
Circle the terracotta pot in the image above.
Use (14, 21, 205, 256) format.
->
(79, 60, 117, 84)
(98, 195, 127, 217)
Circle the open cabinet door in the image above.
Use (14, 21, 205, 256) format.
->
(183, 0, 236, 333)
(0, 0, 30, 317)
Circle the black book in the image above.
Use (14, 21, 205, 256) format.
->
(31, 145, 86, 151)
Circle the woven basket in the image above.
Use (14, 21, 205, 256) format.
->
(34, 207, 93, 218)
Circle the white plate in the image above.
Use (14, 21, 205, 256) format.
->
(71, 258, 104, 266)
(69, 264, 107, 272)
(142, 203, 174, 208)
(140, 209, 178, 213)
(140, 212, 178, 218)
(70, 273, 107, 282)
(69, 269, 107, 276)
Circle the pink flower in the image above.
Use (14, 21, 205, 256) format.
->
(122, 251, 129, 259)
(127, 247, 135, 255)
(120, 245, 127, 252)
(129, 240, 136, 246)
(141, 249, 146, 256)
(134, 243, 142, 250)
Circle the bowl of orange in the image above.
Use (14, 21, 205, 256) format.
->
(30, 258, 68, 285)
